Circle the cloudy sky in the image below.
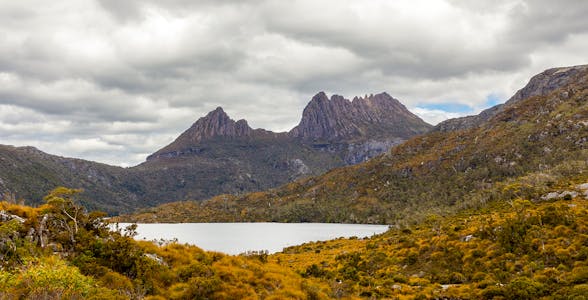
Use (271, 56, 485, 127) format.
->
(0, 0, 586, 166)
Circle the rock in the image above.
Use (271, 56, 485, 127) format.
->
(575, 183, 588, 198)
(0, 210, 25, 223)
(345, 138, 404, 164)
(461, 235, 474, 242)
(541, 191, 578, 201)
(144, 253, 166, 266)
(289, 159, 310, 175)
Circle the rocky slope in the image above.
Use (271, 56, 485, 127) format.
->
(0, 91, 430, 214)
(120, 64, 588, 223)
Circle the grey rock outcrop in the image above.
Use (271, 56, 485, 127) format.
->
(0, 211, 25, 223)
(345, 138, 405, 164)
(174, 107, 253, 142)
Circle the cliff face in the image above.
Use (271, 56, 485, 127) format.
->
(435, 64, 588, 132)
(289, 92, 432, 141)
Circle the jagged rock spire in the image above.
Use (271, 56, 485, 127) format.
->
(289, 92, 431, 141)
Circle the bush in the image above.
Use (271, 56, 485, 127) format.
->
(505, 277, 545, 300)
(4, 256, 121, 299)
(571, 266, 588, 284)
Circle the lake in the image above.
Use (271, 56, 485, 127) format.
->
(115, 223, 389, 255)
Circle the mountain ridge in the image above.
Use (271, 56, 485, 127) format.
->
(0, 91, 431, 214)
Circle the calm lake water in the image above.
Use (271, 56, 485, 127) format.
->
(115, 223, 389, 255)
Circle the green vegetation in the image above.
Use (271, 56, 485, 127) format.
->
(3, 184, 588, 299)
(272, 194, 588, 299)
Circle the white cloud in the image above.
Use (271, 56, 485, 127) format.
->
(410, 107, 465, 126)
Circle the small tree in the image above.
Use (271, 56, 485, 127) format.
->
(43, 187, 84, 251)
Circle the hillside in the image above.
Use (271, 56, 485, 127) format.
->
(119, 64, 588, 224)
(0, 145, 141, 214)
(128, 133, 344, 205)
(270, 190, 588, 299)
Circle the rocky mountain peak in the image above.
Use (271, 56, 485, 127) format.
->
(208, 106, 230, 121)
(185, 107, 253, 142)
(507, 64, 588, 105)
(289, 92, 431, 141)
(147, 107, 253, 160)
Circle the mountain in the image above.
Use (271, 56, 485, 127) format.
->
(119, 64, 588, 224)
(127, 92, 431, 206)
(0, 92, 430, 214)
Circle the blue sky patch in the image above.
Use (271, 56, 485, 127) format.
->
(484, 93, 504, 107)
(418, 103, 474, 113)
(418, 93, 505, 114)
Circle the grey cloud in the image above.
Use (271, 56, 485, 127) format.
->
(97, 0, 259, 23)
(506, 0, 588, 44)
(0, 0, 586, 165)
(257, 1, 587, 81)
(96, 0, 144, 22)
